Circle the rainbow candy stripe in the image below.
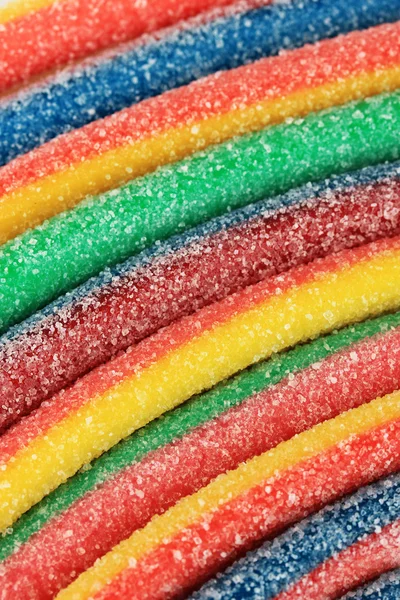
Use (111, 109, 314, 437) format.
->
(2, 20, 400, 241)
(2, 310, 400, 598)
(1, 0, 399, 165)
(56, 397, 400, 599)
(1, 161, 399, 432)
(192, 473, 400, 600)
(1, 236, 400, 532)
(1, 2, 400, 598)
(2, 91, 400, 334)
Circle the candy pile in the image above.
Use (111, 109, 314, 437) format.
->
(0, 0, 400, 598)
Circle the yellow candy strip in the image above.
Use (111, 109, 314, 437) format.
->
(1, 21, 400, 242)
(1, 238, 400, 531)
(0, 0, 58, 24)
(57, 390, 400, 599)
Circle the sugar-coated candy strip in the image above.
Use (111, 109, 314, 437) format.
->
(2, 163, 400, 432)
(1, 0, 399, 165)
(0, 0, 257, 93)
(3, 313, 400, 598)
(2, 22, 400, 242)
(84, 420, 400, 600)
(2, 308, 398, 560)
(56, 396, 400, 600)
(342, 570, 400, 599)
(2, 92, 400, 334)
(0, 0, 248, 28)
(192, 473, 400, 600)
(97, 469, 400, 600)
(276, 522, 400, 599)
(9, 21, 400, 199)
(1, 236, 400, 532)
(1, 313, 398, 581)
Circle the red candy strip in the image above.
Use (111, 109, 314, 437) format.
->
(2, 177, 400, 432)
(3, 324, 400, 598)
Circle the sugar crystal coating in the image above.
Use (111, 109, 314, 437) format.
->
(1, 0, 400, 597)
(1, 0, 398, 164)
(1, 19, 400, 242)
(343, 570, 400, 599)
(56, 398, 400, 599)
(193, 474, 400, 600)
(1, 236, 400, 542)
(277, 521, 400, 598)
(1, 92, 400, 333)
(0, 0, 256, 93)
(2, 311, 400, 597)
(1, 308, 397, 559)
(1, 161, 400, 431)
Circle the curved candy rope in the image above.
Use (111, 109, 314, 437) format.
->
(1, 236, 400, 530)
(1, 162, 400, 431)
(116, 522, 400, 600)
(3, 311, 400, 597)
(2, 312, 368, 562)
(192, 473, 400, 600)
(2, 21, 400, 241)
(0, 0, 255, 93)
(276, 522, 400, 599)
(1, 0, 399, 165)
(0, 2, 399, 599)
(343, 570, 400, 599)
(56, 397, 400, 599)
(2, 91, 400, 333)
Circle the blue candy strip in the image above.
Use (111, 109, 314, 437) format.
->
(1, 0, 399, 165)
(193, 474, 400, 600)
(2, 159, 398, 346)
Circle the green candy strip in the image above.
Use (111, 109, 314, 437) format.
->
(1, 91, 400, 332)
(2, 310, 400, 561)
